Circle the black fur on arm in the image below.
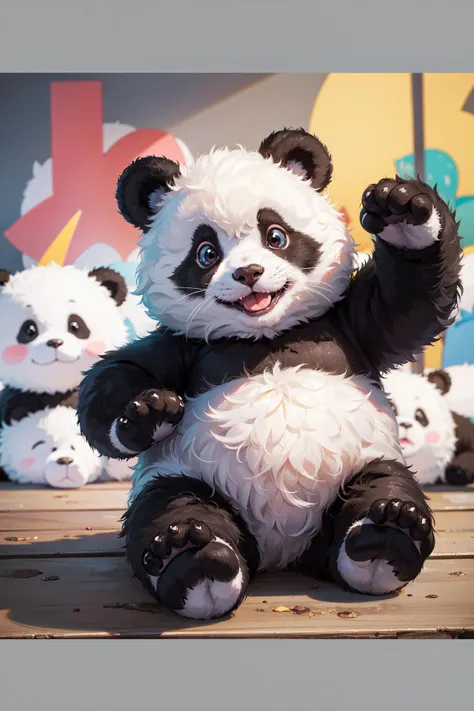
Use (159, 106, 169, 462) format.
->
(77, 330, 195, 458)
(342, 181, 462, 373)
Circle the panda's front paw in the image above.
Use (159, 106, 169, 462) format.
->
(337, 499, 435, 595)
(360, 178, 441, 249)
(110, 389, 184, 455)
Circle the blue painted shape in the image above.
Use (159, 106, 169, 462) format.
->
(395, 150, 459, 207)
(455, 196, 474, 248)
(442, 307, 474, 367)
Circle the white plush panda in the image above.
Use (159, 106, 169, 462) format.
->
(383, 369, 474, 486)
(0, 406, 104, 488)
(0, 263, 134, 484)
(0, 263, 129, 397)
(0, 404, 136, 488)
(77, 128, 462, 619)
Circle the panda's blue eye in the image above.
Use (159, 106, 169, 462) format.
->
(196, 242, 219, 269)
(267, 226, 289, 250)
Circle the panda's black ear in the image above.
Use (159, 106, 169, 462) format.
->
(88, 267, 128, 307)
(0, 269, 12, 286)
(116, 156, 181, 233)
(427, 369, 452, 395)
(9, 406, 29, 423)
(258, 128, 333, 192)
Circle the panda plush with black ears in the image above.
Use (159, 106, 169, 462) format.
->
(77, 128, 463, 620)
(0, 263, 133, 483)
(384, 368, 474, 487)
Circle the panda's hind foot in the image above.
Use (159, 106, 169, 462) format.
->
(142, 521, 248, 620)
(338, 497, 434, 595)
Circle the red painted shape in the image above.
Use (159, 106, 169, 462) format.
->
(5, 81, 186, 263)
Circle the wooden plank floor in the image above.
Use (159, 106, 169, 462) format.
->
(1, 481, 474, 639)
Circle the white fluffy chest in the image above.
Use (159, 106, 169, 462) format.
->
(133, 365, 402, 569)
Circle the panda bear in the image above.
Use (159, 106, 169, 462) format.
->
(0, 404, 134, 488)
(0, 263, 132, 482)
(383, 369, 474, 486)
(0, 405, 104, 488)
(77, 128, 463, 620)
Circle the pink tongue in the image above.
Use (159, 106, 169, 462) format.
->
(240, 292, 272, 312)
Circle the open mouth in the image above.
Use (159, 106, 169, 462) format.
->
(219, 282, 291, 317)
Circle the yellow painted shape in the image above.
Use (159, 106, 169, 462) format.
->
(37, 210, 82, 266)
(309, 73, 474, 252)
(309, 73, 414, 252)
(423, 340, 444, 370)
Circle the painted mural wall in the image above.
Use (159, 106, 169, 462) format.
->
(0, 73, 473, 364)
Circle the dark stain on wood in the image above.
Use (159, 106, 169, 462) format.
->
(0, 568, 43, 578)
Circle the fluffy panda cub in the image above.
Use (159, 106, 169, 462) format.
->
(0, 406, 104, 488)
(0, 263, 132, 481)
(384, 369, 474, 486)
(78, 128, 462, 620)
(0, 263, 128, 404)
(0, 405, 133, 488)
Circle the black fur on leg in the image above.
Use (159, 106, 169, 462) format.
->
(296, 459, 435, 591)
(121, 475, 260, 614)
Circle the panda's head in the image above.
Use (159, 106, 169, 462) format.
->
(383, 369, 456, 466)
(0, 264, 128, 394)
(0, 406, 103, 488)
(116, 128, 354, 340)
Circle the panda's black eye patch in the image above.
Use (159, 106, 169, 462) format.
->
(68, 314, 91, 339)
(17, 319, 39, 344)
(415, 408, 429, 427)
(171, 224, 222, 297)
(257, 208, 322, 272)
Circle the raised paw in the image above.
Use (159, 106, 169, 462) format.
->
(337, 499, 435, 595)
(360, 178, 441, 248)
(142, 521, 247, 620)
(112, 388, 184, 454)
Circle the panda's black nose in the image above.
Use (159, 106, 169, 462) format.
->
(399, 422, 412, 429)
(232, 264, 264, 287)
(47, 339, 64, 349)
(57, 456, 73, 466)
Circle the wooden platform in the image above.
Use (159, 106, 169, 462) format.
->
(1, 481, 474, 639)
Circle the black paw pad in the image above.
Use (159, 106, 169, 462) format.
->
(156, 542, 242, 613)
(360, 178, 435, 234)
(142, 520, 212, 577)
(142, 550, 163, 576)
(346, 523, 422, 582)
(197, 542, 240, 583)
(116, 388, 184, 453)
(368, 498, 432, 541)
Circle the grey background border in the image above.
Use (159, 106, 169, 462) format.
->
(1, 1, 474, 710)
(0, 0, 473, 72)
